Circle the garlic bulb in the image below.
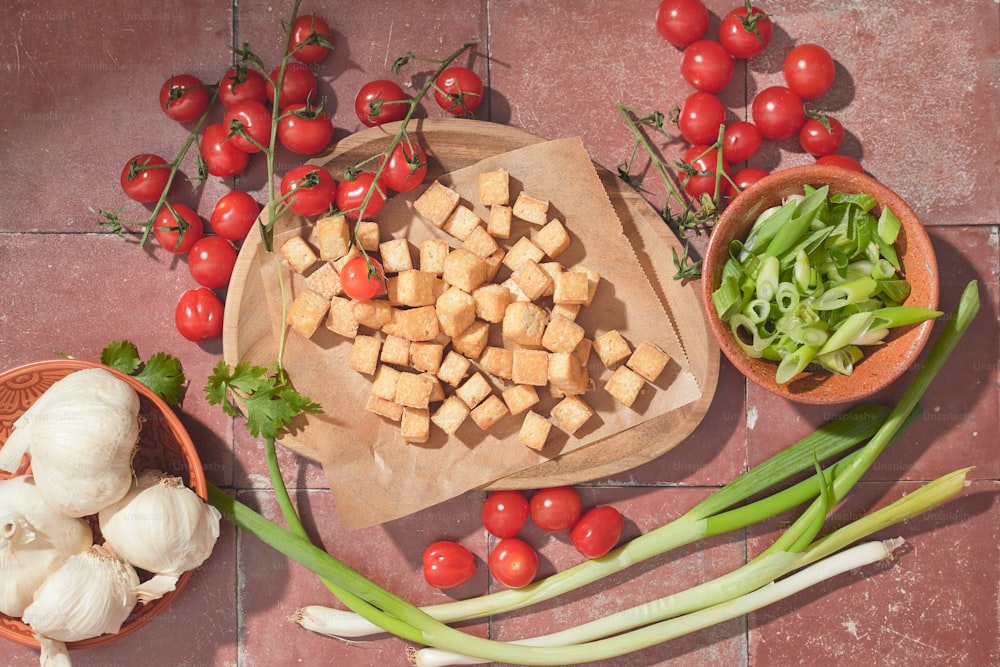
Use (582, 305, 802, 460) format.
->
(99, 469, 221, 602)
(0, 476, 93, 617)
(0, 367, 140, 517)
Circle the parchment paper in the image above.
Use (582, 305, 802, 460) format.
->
(260, 137, 701, 529)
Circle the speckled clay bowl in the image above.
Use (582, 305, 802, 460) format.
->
(0, 359, 207, 651)
(701, 165, 939, 404)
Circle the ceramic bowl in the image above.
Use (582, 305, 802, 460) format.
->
(701, 165, 939, 404)
(0, 358, 206, 650)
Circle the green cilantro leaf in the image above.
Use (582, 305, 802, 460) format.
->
(100, 340, 142, 375)
(99, 341, 187, 406)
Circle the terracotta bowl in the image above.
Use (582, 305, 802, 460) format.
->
(0, 359, 207, 651)
(701, 165, 939, 404)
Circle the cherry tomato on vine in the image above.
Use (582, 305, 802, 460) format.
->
(223, 100, 273, 153)
(783, 43, 836, 100)
(816, 154, 863, 172)
(175, 287, 224, 342)
(340, 256, 385, 301)
(678, 91, 726, 145)
(729, 167, 770, 194)
(654, 0, 709, 47)
(751, 86, 805, 140)
(277, 103, 334, 155)
(336, 172, 386, 220)
(488, 538, 538, 589)
(289, 14, 333, 64)
(280, 165, 337, 217)
(481, 490, 530, 539)
(722, 121, 763, 163)
(434, 66, 484, 115)
(120, 154, 170, 203)
(267, 63, 319, 106)
(153, 203, 204, 254)
(680, 144, 730, 199)
(159, 74, 210, 123)
(218, 66, 268, 107)
(200, 122, 251, 177)
(422, 541, 476, 589)
(570, 506, 624, 559)
(680, 40, 734, 93)
(379, 140, 428, 193)
(798, 115, 844, 157)
(210, 191, 260, 242)
(355, 80, 409, 127)
(187, 236, 238, 289)
(718, 5, 772, 59)
(529, 486, 582, 532)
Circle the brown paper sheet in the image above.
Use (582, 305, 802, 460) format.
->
(260, 137, 700, 528)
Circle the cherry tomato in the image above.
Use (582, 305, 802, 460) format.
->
(153, 203, 204, 254)
(434, 66, 484, 115)
(267, 63, 319, 106)
(175, 287, 224, 342)
(529, 486, 582, 532)
(679, 144, 730, 199)
(278, 103, 334, 155)
(379, 140, 428, 193)
(654, 0, 709, 47)
(280, 165, 337, 217)
(188, 236, 238, 289)
(218, 66, 268, 107)
(798, 114, 844, 157)
(488, 538, 538, 589)
(422, 540, 476, 589)
(783, 43, 836, 100)
(159, 74, 210, 123)
(680, 40, 734, 93)
(751, 86, 805, 140)
(718, 5, 772, 59)
(722, 121, 763, 163)
(355, 80, 409, 127)
(816, 154, 864, 172)
(210, 191, 260, 242)
(223, 100, 273, 153)
(729, 167, 770, 194)
(289, 14, 332, 64)
(570, 506, 624, 559)
(481, 490, 530, 539)
(120, 154, 170, 203)
(677, 91, 726, 145)
(200, 122, 251, 177)
(335, 172, 386, 220)
(340, 256, 385, 301)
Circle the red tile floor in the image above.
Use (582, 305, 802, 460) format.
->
(1, 1, 998, 665)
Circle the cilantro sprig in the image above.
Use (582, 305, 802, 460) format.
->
(97, 340, 187, 406)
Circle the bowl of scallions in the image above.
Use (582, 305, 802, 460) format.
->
(702, 164, 940, 404)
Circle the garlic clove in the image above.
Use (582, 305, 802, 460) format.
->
(36, 635, 72, 667)
(135, 573, 181, 604)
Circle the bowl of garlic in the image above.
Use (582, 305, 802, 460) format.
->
(0, 359, 220, 660)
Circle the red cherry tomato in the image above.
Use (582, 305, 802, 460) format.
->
(267, 63, 319, 106)
(355, 80, 409, 127)
(223, 100, 273, 153)
(335, 172, 386, 220)
(654, 0, 709, 47)
(159, 74, 210, 123)
(187, 236, 238, 289)
(218, 66, 268, 107)
(422, 540, 476, 589)
(816, 154, 864, 172)
(280, 165, 337, 217)
(678, 92, 726, 145)
(722, 121, 763, 163)
(718, 5, 772, 59)
(529, 486, 582, 532)
(729, 167, 770, 194)
(679, 144, 730, 199)
(570, 506, 624, 559)
(120, 154, 170, 203)
(289, 14, 333, 64)
(488, 538, 538, 589)
(783, 43, 836, 100)
(799, 115, 845, 157)
(210, 191, 260, 242)
(680, 40, 734, 93)
(200, 122, 251, 177)
(175, 288, 224, 342)
(379, 140, 428, 193)
(278, 103, 334, 155)
(339, 256, 385, 301)
(434, 66, 484, 115)
(751, 86, 805, 140)
(481, 490, 530, 539)
(153, 203, 204, 254)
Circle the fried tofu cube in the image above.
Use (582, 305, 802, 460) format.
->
(470, 395, 509, 431)
(472, 284, 511, 323)
(502, 236, 545, 272)
(356, 220, 381, 252)
(451, 319, 490, 359)
(379, 238, 414, 273)
(382, 305, 440, 341)
(551, 396, 594, 435)
(431, 395, 470, 435)
(573, 265, 601, 306)
(461, 224, 501, 259)
(315, 215, 352, 261)
(326, 295, 359, 338)
(371, 364, 401, 401)
(443, 248, 489, 293)
(487, 204, 513, 239)
(518, 411, 551, 450)
(456, 372, 492, 408)
(479, 346, 513, 380)
(389, 269, 439, 307)
(547, 351, 583, 394)
(442, 204, 483, 241)
(512, 349, 550, 386)
(478, 168, 510, 206)
(401, 407, 430, 444)
(350, 335, 383, 375)
(502, 301, 548, 347)
(419, 238, 449, 276)
(380, 334, 411, 366)
(395, 371, 435, 409)
(542, 316, 586, 354)
(512, 191, 549, 225)
(627, 341, 671, 382)
(605, 365, 645, 407)
(306, 262, 343, 299)
(502, 277, 530, 303)
(593, 330, 632, 368)
(409, 341, 444, 374)
(538, 262, 562, 297)
(483, 248, 505, 282)
(533, 219, 571, 259)
(332, 245, 362, 273)
(551, 302, 580, 322)
(353, 299, 394, 330)
(286, 289, 330, 339)
(366, 394, 403, 421)
(437, 350, 471, 387)
(435, 286, 477, 337)
(280, 235, 318, 274)
(572, 337, 593, 367)
(414, 181, 460, 228)
(501, 384, 540, 415)
(424, 373, 446, 403)
(513, 259, 554, 302)
(553, 270, 591, 305)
